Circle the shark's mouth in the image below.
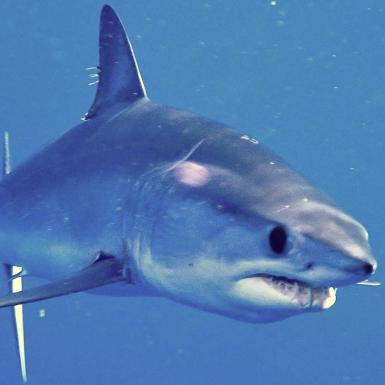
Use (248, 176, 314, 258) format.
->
(251, 274, 337, 309)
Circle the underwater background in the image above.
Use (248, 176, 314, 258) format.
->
(0, 1, 384, 384)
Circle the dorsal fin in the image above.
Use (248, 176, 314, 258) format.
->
(85, 5, 147, 119)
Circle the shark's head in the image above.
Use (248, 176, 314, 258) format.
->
(136, 132, 377, 323)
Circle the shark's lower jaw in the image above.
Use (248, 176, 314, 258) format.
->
(245, 274, 337, 310)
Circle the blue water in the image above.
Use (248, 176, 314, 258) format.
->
(0, 1, 384, 384)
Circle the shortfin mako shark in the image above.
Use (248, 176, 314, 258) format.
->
(0, 5, 378, 383)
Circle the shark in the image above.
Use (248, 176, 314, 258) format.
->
(0, 4, 378, 383)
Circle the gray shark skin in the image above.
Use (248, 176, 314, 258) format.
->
(0, 5, 377, 324)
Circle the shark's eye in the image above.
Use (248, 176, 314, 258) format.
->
(269, 226, 287, 255)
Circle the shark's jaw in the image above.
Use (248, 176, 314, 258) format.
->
(137, 250, 341, 323)
(239, 274, 337, 310)
(219, 272, 339, 322)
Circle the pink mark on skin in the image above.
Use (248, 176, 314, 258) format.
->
(174, 161, 210, 187)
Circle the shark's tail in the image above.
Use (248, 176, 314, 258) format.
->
(1, 131, 27, 383)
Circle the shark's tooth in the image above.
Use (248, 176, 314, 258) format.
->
(297, 286, 310, 307)
(312, 287, 337, 310)
(292, 281, 299, 299)
(320, 287, 337, 309)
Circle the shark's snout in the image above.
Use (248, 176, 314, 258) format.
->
(310, 253, 377, 288)
(337, 244, 377, 281)
(346, 260, 375, 276)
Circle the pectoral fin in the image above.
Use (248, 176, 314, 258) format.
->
(0, 258, 129, 308)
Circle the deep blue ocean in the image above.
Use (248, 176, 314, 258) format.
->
(0, 1, 384, 384)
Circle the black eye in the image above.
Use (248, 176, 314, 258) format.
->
(269, 226, 287, 255)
